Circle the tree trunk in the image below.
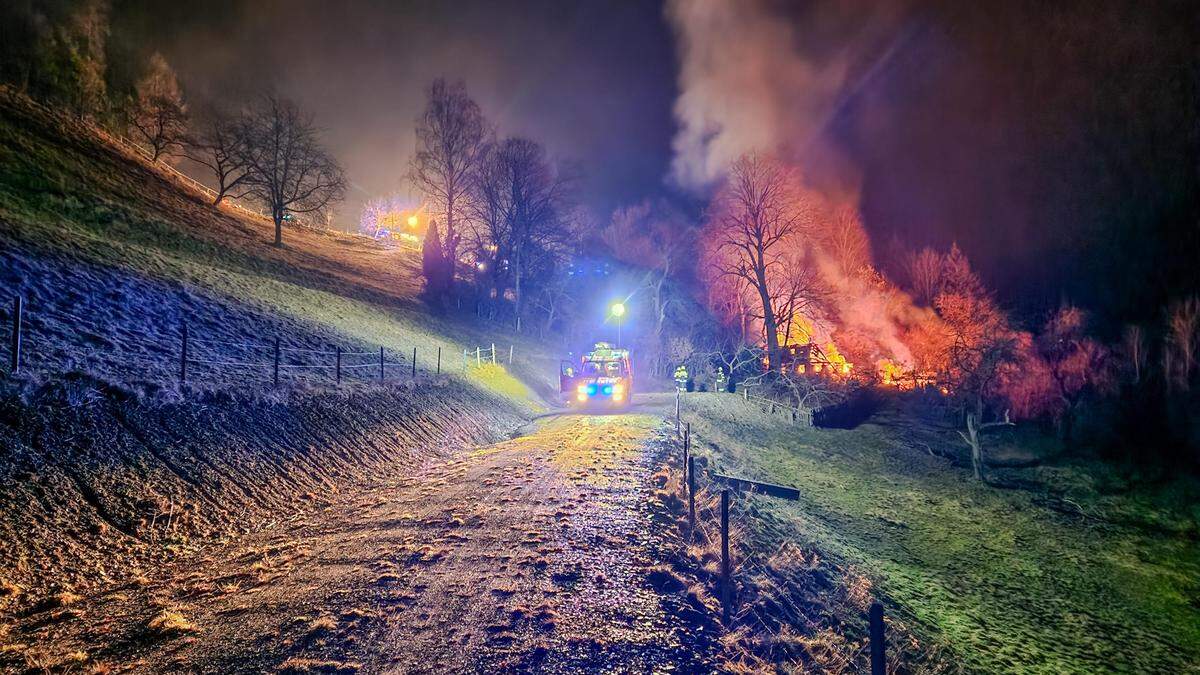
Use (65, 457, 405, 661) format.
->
(513, 242, 523, 331)
(756, 272, 782, 372)
(273, 211, 283, 246)
(965, 413, 984, 481)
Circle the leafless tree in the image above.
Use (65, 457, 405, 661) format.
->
(602, 201, 693, 358)
(939, 289, 1017, 481)
(1121, 324, 1148, 385)
(472, 137, 575, 329)
(238, 94, 346, 246)
(129, 53, 187, 161)
(702, 153, 814, 371)
(1165, 296, 1200, 391)
(186, 106, 250, 205)
(907, 247, 942, 305)
(823, 204, 871, 277)
(409, 79, 488, 279)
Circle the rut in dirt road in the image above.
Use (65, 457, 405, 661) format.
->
(25, 412, 718, 673)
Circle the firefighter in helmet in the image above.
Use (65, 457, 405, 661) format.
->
(674, 364, 689, 392)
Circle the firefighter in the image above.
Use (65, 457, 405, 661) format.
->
(715, 367, 727, 393)
(674, 364, 689, 392)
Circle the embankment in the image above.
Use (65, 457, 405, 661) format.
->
(0, 377, 525, 613)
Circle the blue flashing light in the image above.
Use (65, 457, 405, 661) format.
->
(587, 384, 598, 396)
(602, 385, 613, 395)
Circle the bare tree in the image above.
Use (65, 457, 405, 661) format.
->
(238, 95, 346, 246)
(938, 284, 1017, 481)
(1165, 297, 1200, 390)
(907, 247, 942, 305)
(186, 106, 250, 204)
(409, 79, 487, 286)
(602, 200, 693, 370)
(129, 53, 187, 161)
(823, 204, 871, 277)
(702, 153, 813, 371)
(1121, 324, 1148, 385)
(472, 137, 575, 329)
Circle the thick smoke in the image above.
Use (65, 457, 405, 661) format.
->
(669, 0, 934, 369)
(665, 0, 847, 190)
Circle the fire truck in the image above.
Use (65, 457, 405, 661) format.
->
(560, 342, 633, 409)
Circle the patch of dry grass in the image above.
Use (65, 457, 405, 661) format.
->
(145, 608, 196, 636)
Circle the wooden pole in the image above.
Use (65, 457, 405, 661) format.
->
(9, 296, 21, 374)
(870, 602, 886, 675)
(273, 338, 280, 387)
(437, 346, 442, 374)
(476, 346, 481, 366)
(721, 488, 731, 626)
(379, 346, 385, 381)
(335, 347, 342, 384)
(675, 389, 681, 436)
(509, 344, 514, 364)
(412, 347, 417, 378)
(179, 322, 188, 384)
(688, 455, 695, 533)
(491, 343, 496, 364)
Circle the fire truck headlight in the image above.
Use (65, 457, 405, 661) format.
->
(612, 383, 625, 394)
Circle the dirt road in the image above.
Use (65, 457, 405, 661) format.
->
(15, 409, 717, 673)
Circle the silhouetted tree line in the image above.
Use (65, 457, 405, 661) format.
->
(0, 0, 345, 247)
(409, 79, 577, 330)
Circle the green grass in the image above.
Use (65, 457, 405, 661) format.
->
(684, 393, 1200, 673)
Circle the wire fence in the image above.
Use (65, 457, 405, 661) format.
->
(669, 412, 890, 674)
(0, 293, 524, 390)
(738, 385, 815, 426)
(460, 343, 516, 371)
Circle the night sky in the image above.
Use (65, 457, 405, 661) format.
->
(113, 0, 1199, 328)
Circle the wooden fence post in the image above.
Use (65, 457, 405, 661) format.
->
(412, 347, 417, 378)
(721, 488, 732, 626)
(179, 322, 188, 384)
(437, 346, 442, 374)
(870, 602, 886, 675)
(675, 389, 681, 436)
(9, 296, 21, 374)
(379, 346, 385, 381)
(743, 388, 748, 402)
(273, 338, 280, 387)
(687, 455, 696, 533)
(491, 343, 496, 365)
(335, 347, 342, 384)
(684, 422, 690, 467)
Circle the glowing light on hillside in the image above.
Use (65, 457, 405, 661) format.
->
(610, 302, 626, 318)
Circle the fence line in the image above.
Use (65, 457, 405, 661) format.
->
(460, 342, 517, 372)
(670, 400, 888, 673)
(0, 293, 512, 389)
(738, 385, 814, 426)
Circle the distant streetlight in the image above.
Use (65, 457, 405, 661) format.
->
(407, 214, 419, 228)
(610, 302, 626, 347)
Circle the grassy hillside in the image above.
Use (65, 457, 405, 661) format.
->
(0, 87, 555, 404)
(682, 392, 1200, 673)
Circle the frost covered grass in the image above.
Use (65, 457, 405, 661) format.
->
(678, 391, 1200, 673)
(0, 89, 550, 405)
